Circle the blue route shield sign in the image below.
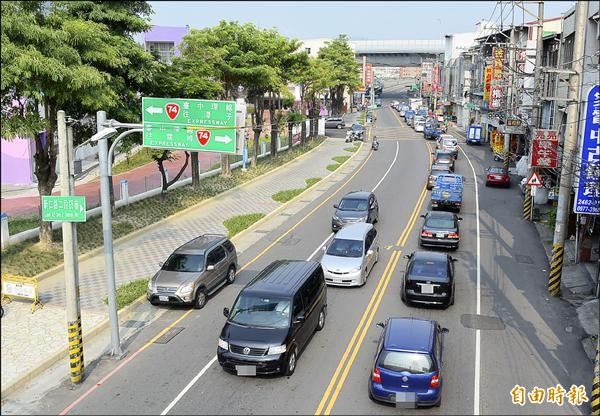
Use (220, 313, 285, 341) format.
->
(573, 84, 600, 214)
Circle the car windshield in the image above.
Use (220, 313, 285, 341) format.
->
(489, 167, 506, 174)
(426, 217, 455, 229)
(378, 351, 433, 374)
(408, 259, 448, 281)
(162, 254, 204, 272)
(326, 238, 363, 258)
(339, 198, 368, 211)
(443, 139, 457, 146)
(430, 170, 447, 177)
(229, 295, 291, 328)
(436, 153, 452, 160)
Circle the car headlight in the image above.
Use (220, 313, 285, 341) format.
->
(360, 215, 368, 222)
(350, 266, 362, 273)
(218, 338, 229, 350)
(268, 345, 287, 355)
(178, 282, 194, 295)
(147, 279, 153, 291)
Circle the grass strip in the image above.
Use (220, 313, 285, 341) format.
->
(112, 148, 155, 175)
(7, 216, 40, 235)
(1, 137, 324, 277)
(223, 213, 266, 238)
(104, 278, 149, 310)
(272, 177, 322, 203)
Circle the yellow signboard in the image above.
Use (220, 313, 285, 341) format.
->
(483, 66, 493, 102)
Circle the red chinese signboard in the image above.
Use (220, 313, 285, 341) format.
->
(531, 129, 559, 168)
(483, 66, 492, 102)
(365, 64, 373, 86)
(489, 85, 503, 109)
(489, 47, 505, 109)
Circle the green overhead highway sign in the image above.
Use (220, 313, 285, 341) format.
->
(41, 196, 86, 222)
(142, 97, 238, 154)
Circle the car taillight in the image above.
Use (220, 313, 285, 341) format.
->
(372, 367, 382, 383)
(430, 373, 440, 388)
(421, 231, 433, 237)
(447, 232, 458, 239)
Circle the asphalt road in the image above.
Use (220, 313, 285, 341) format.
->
(13, 98, 591, 416)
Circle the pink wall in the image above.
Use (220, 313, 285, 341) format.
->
(1, 137, 34, 185)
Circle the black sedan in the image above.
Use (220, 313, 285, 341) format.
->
(419, 211, 461, 249)
(401, 251, 456, 308)
(432, 150, 455, 172)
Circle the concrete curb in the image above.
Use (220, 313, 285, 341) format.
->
(1, 138, 366, 398)
(33, 138, 327, 283)
(0, 293, 147, 398)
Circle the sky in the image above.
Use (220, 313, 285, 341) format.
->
(147, 1, 576, 40)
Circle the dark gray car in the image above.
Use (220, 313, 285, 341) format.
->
(325, 116, 345, 129)
(147, 234, 238, 309)
(332, 191, 379, 232)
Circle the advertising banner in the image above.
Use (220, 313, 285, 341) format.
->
(483, 66, 492, 102)
(531, 129, 559, 168)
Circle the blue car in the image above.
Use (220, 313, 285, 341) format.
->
(368, 317, 449, 408)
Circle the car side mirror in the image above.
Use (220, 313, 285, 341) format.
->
(293, 315, 305, 325)
(206, 264, 215, 271)
(420, 214, 426, 218)
(333, 204, 339, 209)
(376, 322, 385, 329)
(458, 217, 463, 221)
(322, 245, 327, 252)
(223, 307, 230, 318)
(451, 257, 458, 262)
(158, 262, 164, 268)
(367, 249, 374, 256)
(441, 327, 449, 334)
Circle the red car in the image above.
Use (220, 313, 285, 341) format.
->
(485, 166, 510, 187)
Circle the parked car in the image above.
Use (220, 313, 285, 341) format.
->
(218, 260, 327, 376)
(485, 166, 510, 187)
(436, 135, 459, 159)
(431, 173, 464, 211)
(427, 164, 452, 190)
(413, 116, 425, 130)
(147, 234, 238, 309)
(369, 317, 448, 407)
(332, 191, 379, 232)
(404, 110, 416, 126)
(401, 251, 456, 308)
(399, 106, 410, 117)
(414, 120, 425, 132)
(325, 116, 345, 129)
(419, 211, 461, 249)
(424, 123, 442, 140)
(433, 150, 455, 172)
(321, 223, 379, 287)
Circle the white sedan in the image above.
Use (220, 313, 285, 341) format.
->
(414, 121, 425, 132)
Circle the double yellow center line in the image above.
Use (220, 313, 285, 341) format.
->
(314, 121, 432, 415)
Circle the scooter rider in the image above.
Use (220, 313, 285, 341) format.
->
(371, 136, 379, 150)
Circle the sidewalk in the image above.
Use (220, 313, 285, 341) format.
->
(0, 135, 369, 394)
(1, 150, 222, 217)
(451, 126, 599, 361)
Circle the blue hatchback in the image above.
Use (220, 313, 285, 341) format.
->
(368, 317, 449, 408)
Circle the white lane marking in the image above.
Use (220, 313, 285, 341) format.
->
(459, 145, 481, 416)
(307, 233, 334, 261)
(160, 355, 217, 415)
(372, 141, 399, 192)
(161, 135, 401, 414)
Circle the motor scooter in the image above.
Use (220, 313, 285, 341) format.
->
(371, 137, 379, 151)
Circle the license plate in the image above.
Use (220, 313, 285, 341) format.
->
(158, 295, 169, 302)
(436, 232, 445, 238)
(236, 365, 256, 376)
(421, 284, 434, 294)
(394, 392, 417, 408)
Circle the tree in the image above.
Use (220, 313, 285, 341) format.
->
(1, 1, 145, 248)
(317, 35, 361, 116)
(153, 149, 190, 197)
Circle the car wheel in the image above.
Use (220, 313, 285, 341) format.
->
(401, 287, 407, 303)
(226, 265, 236, 284)
(194, 289, 207, 309)
(375, 247, 380, 264)
(283, 348, 297, 376)
(485, 181, 489, 187)
(150, 298, 159, 306)
(337, 124, 342, 129)
(316, 308, 326, 331)
(435, 396, 442, 407)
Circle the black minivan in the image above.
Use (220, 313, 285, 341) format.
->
(217, 260, 327, 376)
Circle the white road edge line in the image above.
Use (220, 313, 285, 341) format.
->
(459, 145, 481, 416)
(160, 355, 218, 415)
(160, 137, 400, 415)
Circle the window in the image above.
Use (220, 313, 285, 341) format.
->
(146, 41, 176, 64)
(304, 269, 322, 302)
(377, 351, 433, 374)
(229, 295, 291, 328)
(292, 294, 304, 318)
(207, 246, 226, 266)
(435, 331, 442, 367)
(408, 259, 448, 281)
(425, 217, 455, 229)
(162, 254, 204, 272)
(339, 198, 369, 211)
(223, 240, 235, 253)
(326, 238, 363, 258)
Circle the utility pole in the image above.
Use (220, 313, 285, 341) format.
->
(503, 25, 517, 171)
(548, 0, 588, 297)
(97, 111, 124, 356)
(524, 1, 545, 222)
(57, 110, 84, 383)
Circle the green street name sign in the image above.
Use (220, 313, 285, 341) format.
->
(142, 97, 237, 154)
(41, 196, 86, 222)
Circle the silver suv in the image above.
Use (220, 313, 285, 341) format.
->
(147, 234, 238, 309)
(320, 223, 379, 286)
